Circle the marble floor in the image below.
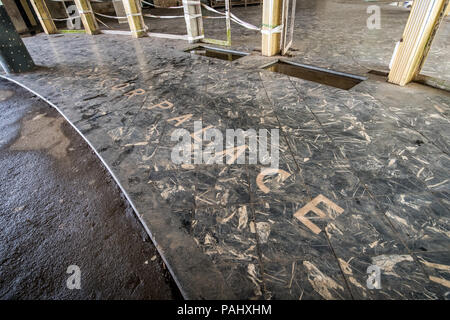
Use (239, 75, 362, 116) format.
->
(1, 0, 450, 299)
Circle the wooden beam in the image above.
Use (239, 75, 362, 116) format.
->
(280, 0, 295, 55)
(183, 0, 204, 43)
(19, 0, 38, 27)
(73, 0, 99, 35)
(388, 0, 449, 86)
(122, 0, 147, 38)
(261, 0, 282, 56)
(121, 0, 147, 38)
(202, 0, 230, 46)
(29, 0, 58, 34)
(60, 0, 75, 30)
(112, 0, 127, 24)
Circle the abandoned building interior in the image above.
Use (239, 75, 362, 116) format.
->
(0, 0, 449, 300)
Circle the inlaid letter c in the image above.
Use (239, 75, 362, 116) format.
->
(256, 168, 291, 194)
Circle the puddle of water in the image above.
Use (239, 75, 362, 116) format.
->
(186, 46, 246, 61)
(264, 61, 365, 90)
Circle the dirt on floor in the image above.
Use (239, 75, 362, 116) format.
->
(0, 79, 182, 299)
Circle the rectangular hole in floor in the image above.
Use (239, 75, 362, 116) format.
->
(263, 60, 366, 90)
(368, 69, 389, 76)
(185, 46, 247, 61)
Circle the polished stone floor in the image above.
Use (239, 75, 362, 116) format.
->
(1, 0, 449, 299)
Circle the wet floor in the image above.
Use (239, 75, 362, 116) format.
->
(1, 0, 449, 300)
(0, 79, 181, 299)
(7, 31, 449, 299)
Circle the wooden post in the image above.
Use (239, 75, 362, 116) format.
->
(183, 0, 204, 43)
(122, 0, 147, 38)
(19, 0, 38, 27)
(224, 0, 231, 45)
(112, 0, 127, 24)
(60, 0, 75, 30)
(261, 0, 282, 56)
(388, 0, 449, 86)
(29, 0, 58, 34)
(73, 0, 99, 35)
(280, 0, 295, 55)
(202, 0, 230, 46)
